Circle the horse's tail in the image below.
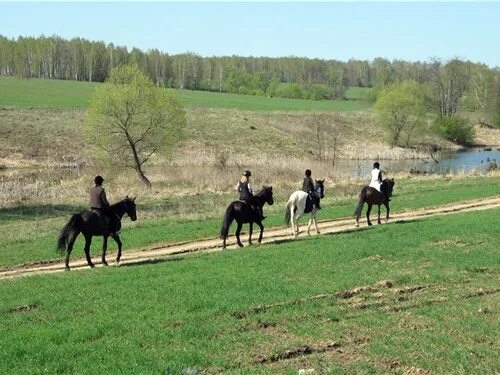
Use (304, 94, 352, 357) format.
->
(284, 199, 293, 225)
(354, 188, 367, 218)
(57, 214, 81, 252)
(220, 204, 235, 239)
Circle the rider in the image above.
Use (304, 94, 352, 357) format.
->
(90, 175, 120, 234)
(302, 169, 321, 209)
(237, 170, 266, 220)
(369, 162, 390, 202)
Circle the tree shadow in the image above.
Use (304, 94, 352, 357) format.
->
(0, 204, 84, 223)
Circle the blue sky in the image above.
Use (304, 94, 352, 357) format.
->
(2, 2, 499, 66)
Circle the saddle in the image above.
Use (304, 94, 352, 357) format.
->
(91, 208, 121, 233)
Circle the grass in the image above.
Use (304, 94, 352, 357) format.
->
(0, 76, 371, 112)
(0, 208, 498, 373)
(0, 175, 499, 268)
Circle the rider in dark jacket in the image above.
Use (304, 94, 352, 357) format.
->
(302, 169, 321, 209)
(90, 175, 120, 234)
(237, 170, 266, 220)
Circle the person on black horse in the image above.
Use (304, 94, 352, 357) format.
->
(369, 162, 391, 202)
(90, 175, 120, 235)
(302, 169, 321, 210)
(237, 170, 266, 220)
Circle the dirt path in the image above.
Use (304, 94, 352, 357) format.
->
(2, 196, 499, 280)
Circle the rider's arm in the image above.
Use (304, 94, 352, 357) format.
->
(247, 182, 254, 195)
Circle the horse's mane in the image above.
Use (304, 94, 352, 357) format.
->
(255, 186, 272, 197)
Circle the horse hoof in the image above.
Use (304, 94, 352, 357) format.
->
(65, 267, 70, 272)
(89, 263, 95, 268)
(238, 244, 244, 248)
(368, 222, 372, 226)
(102, 261, 108, 267)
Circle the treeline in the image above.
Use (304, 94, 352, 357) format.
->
(0, 34, 499, 112)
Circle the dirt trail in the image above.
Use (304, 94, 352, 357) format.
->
(2, 196, 499, 280)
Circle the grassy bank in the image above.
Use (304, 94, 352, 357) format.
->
(0, 207, 498, 373)
(1, 175, 499, 268)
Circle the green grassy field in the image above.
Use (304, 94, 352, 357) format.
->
(1, 175, 499, 268)
(0, 76, 372, 111)
(1, 207, 498, 374)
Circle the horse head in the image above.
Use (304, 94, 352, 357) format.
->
(315, 179, 325, 199)
(260, 186, 274, 206)
(384, 178, 395, 197)
(123, 195, 137, 221)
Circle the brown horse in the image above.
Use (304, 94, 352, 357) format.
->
(354, 179, 395, 227)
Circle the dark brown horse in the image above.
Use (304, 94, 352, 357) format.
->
(57, 196, 137, 270)
(355, 179, 395, 227)
(220, 186, 274, 249)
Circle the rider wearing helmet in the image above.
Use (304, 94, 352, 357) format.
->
(237, 170, 266, 220)
(90, 175, 120, 234)
(369, 162, 390, 202)
(302, 169, 321, 209)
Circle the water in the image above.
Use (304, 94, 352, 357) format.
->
(333, 148, 500, 178)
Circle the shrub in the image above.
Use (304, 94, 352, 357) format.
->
(433, 116, 474, 145)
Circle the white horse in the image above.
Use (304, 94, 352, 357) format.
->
(284, 180, 325, 237)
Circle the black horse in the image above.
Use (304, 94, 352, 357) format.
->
(220, 186, 274, 249)
(355, 179, 395, 227)
(57, 196, 137, 270)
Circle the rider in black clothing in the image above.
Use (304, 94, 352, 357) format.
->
(302, 169, 321, 209)
(237, 170, 266, 220)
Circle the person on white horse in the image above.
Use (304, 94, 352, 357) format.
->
(236, 170, 266, 220)
(284, 171, 325, 237)
(369, 162, 391, 202)
(302, 169, 321, 210)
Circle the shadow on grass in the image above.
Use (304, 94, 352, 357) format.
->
(117, 256, 185, 269)
(0, 204, 84, 222)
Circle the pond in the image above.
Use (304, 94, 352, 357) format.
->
(333, 148, 500, 178)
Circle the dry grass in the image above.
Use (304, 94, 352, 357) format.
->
(1, 106, 489, 210)
(473, 124, 500, 147)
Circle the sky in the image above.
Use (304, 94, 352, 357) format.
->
(2, 1, 500, 67)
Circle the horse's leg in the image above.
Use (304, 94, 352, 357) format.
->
(385, 203, 390, 222)
(314, 212, 320, 234)
(235, 222, 244, 247)
(257, 221, 264, 244)
(84, 235, 95, 268)
(65, 231, 79, 271)
(307, 216, 312, 235)
(290, 204, 296, 236)
(111, 233, 123, 264)
(101, 235, 109, 266)
(377, 205, 382, 224)
(366, 204, 373, 226)
(248, 222, 253, 245)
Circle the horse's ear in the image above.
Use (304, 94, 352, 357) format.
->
(132, 196, 136, 202)
(321, 179, 325, 183)
(126, 195, 129, 199)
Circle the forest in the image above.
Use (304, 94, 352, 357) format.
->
(0, 34, 499, 118)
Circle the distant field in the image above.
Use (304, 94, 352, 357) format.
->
(0, 76, 372, 111)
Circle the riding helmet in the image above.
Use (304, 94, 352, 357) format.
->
(305, 169, 312, 177)
(243, 170, 252, 177)
(94, 175, 104, 185)
(373, 162, 380, 169)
